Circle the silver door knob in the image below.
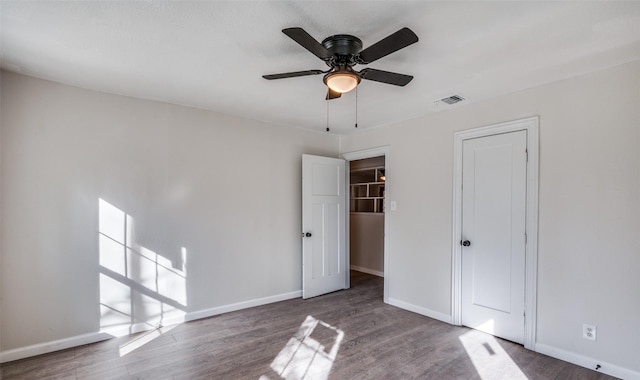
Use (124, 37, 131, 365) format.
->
(461, 240, 471, 247)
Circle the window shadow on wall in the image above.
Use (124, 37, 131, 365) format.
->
(98, 198, 187, 339)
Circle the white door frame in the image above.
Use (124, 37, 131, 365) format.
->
(342, 146, 391, 303)
(452, 117, 539, 350)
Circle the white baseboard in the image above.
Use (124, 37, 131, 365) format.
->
(0, 332, 112, 363)
(535, 343, 640, 380)
(387, 297, 453, 324)
(0, 290, 302, 364)
(350, 265, 384, 277)
(184, 290, 302, 322)
(99, 319, 177, 338)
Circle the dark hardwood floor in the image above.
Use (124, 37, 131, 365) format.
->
(1, 271, 617, 379)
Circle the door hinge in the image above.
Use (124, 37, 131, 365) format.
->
(524, 232, 527, 244)
(525, 148, 528, 162)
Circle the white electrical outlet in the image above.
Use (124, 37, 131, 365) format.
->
(583, 324, 597, 341)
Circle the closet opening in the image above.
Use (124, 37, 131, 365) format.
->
(349, 156, 385, 284)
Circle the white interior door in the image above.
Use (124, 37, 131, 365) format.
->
(461, 130, 527, 344)
(302, 154, 347, 299)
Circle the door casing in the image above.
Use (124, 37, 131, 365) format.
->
(452, 117, 539, 350)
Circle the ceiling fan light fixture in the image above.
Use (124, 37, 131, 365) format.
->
(264, 27, 419, 99)
(324, 72, 360, 93)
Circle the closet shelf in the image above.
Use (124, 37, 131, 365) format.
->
(350, 166, 385, 213)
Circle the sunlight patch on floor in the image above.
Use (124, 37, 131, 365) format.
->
(260, 315, 344, 380)
(459, 329, 528, 380)
(118, 324, 177, 357)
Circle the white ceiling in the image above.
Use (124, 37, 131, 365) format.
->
(2, 1, 640, 134)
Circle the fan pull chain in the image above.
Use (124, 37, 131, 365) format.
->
(355, 86, 358, 128)
(326, 98, 330, 132)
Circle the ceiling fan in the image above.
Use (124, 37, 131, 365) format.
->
(263, 27, 419, 100)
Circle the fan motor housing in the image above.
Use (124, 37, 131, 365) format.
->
(321, 34, 363, 56)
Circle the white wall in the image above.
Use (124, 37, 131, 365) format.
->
(350, 213, 384, 274)
(0, 71, 339, 353)
(340, 60, 640, 376)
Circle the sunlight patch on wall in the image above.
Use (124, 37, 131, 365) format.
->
(458, 328, 528, 380)
(260, 315, 344, 380)
(98, 198, 187, 337)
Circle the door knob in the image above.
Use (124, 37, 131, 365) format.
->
(461, 240, 471, 247)
(304, 232, 312, 237)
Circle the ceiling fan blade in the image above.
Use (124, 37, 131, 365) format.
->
(282, 27, 333, 60)
(358, 27, 419, 64)
(262, 70, 325, 80)
(359, 68, 413, 86)
(326, 88, 342, 100)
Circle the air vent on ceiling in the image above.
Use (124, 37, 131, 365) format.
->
(439, 94, 465, 105)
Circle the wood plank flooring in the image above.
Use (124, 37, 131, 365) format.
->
(1, 271, 618, 379)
